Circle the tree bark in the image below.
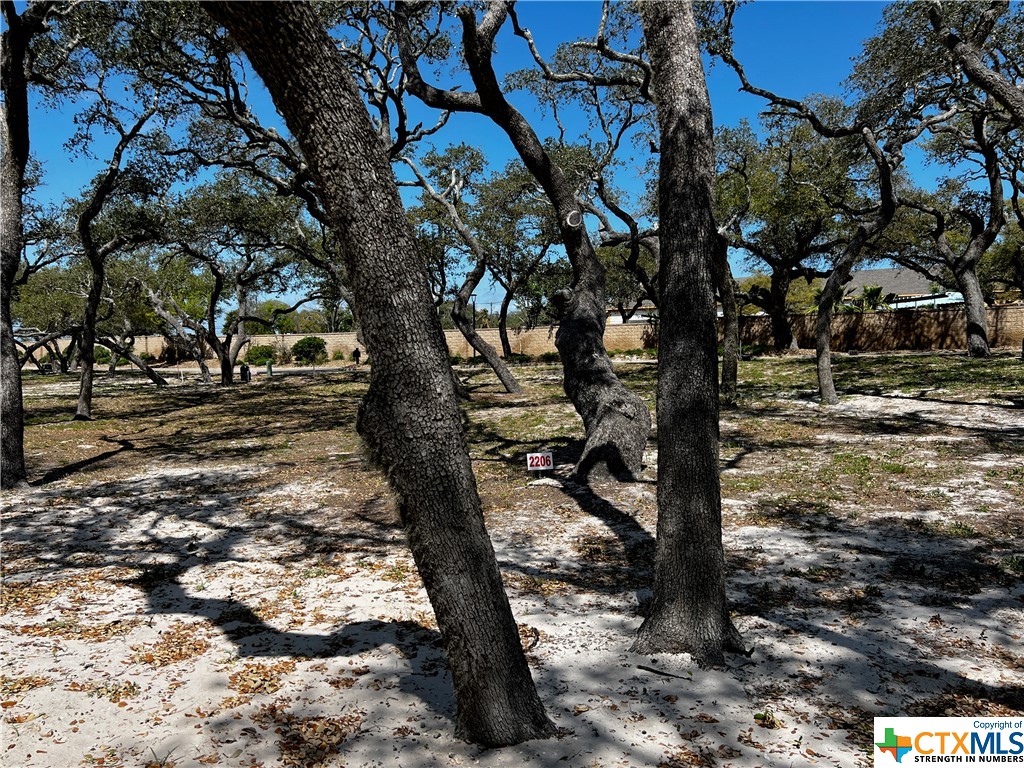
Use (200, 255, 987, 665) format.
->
(73, 260, 104, 420)
(217, 350, 234, 385)
(815, 258, 856, 406)
(0, 3, 54, 486)
(929, 2, 1024, 129)
(204, 2, 554, 747)
(768, 272, 797, 351)
(394, 3, 650, 482)
(717, 245, 740, 408)
(634, 1, 744, 666)
(498, 284, 515, 358)
(954, 266, 990, 357)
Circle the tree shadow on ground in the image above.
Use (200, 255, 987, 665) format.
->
(2, 469, 451, 720)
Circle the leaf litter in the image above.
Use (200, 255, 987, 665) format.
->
(2, 356, 1022, 767)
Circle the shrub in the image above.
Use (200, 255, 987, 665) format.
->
(449, 354, 464, 365)
(244, 344, 277, 366)
(505, 353, 532, 364)
(93, 345, 112, 365)
(331, 349, 346, 361)
(292, 336, 327, 364)
(538, 351, 560, 363)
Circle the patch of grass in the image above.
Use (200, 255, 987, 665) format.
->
(999, 555, 1024, 576)
(940, 519, 978, 538)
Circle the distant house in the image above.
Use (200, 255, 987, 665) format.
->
(846, 267, 963, 309)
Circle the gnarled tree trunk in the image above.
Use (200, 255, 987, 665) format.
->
(954, 266, 991, 358)
(394, 3, 650, 482)
(205, 2, 554, 747)
(498, 284, 515, 358)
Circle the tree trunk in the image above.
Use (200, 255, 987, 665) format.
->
(74, 261, 104, 420)
(717, 243, 739, 408)
(815, 258, 856, 406)
(451, 260, 521, 394)
(0, 3, 47, 487)
(100, 336, 168, 386)
(395, 4, 650, 482)
(634, 1, 744, 666)
(196, 353, 213, 384)
(553, 288, 651, 480)
(218, 347, 234, 385)
(954, 266, 990, 357)
(768, 272, 796, 351)
(58, 337, 75, 374)
(205, 2, 554, 747)
(0, 260, 26, 487)
(498, 284, 515, 358)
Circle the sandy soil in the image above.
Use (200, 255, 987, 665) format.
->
(2, 382, 1022, 768)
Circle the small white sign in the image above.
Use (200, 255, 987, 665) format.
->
(526, 452, 553, 471)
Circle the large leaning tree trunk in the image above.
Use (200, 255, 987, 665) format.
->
(204, 2, 555, 747)
(394, 3, 650, 482)
(634, 1, 745, 666)
(1, 2, 57, 487)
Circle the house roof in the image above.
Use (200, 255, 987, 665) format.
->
(846, 267, 935, 298)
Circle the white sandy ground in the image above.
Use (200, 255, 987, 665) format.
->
(2, 392, 1023, 768)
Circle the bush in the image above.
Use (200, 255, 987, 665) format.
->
(93, 345, 112, 365)
(538, 351, 560, 363)
(331, 349, 346, 361)
(292, 336, 327, 365)
(449, 354, 464, 365)
(244, 344, 277, 366)
(505, 353, 532, 364)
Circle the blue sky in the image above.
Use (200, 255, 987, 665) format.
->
(20, 2, 913, 309)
